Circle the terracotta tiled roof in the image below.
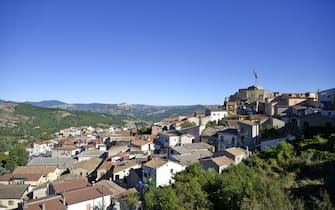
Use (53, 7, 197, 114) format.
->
(52, 147, 76, 151)
(0, 173, 12, 181)
(238, 120, 257, 126)
(62, 187, 103, 205)
(131, 139, 150, 146)
(34, 140, 54, 145)
(11, 174, 43, 181)
(143, 158, 168, 169)
(149, 134, 157, 141)
(225, 148, 247, 157)
(73, 158, 102, 171)
(93, 180, 127, 198)
(227, 120, 239, 128)
(0, 184, 29, 199)
(108, 145, 124, 151)
(114, 131, 130, 136)
(0, 173, 43, 182)
(250, 114, 270, 121)
(24, 195, 66, 210)
(62, 180, 130, 205)
(52, 179, 91, 194)
(13, 166, 57, 175)
(211, 156, 233, 167)
(98, 152, 130, 170)
(113, 159, 140, 174)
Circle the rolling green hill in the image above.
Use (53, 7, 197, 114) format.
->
(21, 100, 207, 122)
(0, 102, 140, 152)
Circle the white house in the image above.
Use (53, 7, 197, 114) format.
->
(157, 130, 182, 148)
(224, 147, 249, 165)
(205, 108, 229, 124)
(0, 184, 30, 210)
(33, 140, 56, 156)
(51, 147, 79, 158)
(112, 159, 142, 185)
(217, 128, 239, 151)
(238, 120, 260, 150)
(200, 155, 234, 174)
(180, 134, 195, 145)
(142, 158, 185, 187)
(62, 186, 111, 210)
(77, 149, 106, 162)
(130, 139, 154, 154)
(260, 135, 296, 152)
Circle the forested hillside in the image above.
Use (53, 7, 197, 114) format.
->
(144, 129, 335, 210)
(0, 103, 138, 152)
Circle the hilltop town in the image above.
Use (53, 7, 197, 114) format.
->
(0, 86, 334, 210)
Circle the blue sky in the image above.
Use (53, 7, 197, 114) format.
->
(1, 0, 334, 105)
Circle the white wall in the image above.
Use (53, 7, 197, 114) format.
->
(67, 195, 111, 210)
(180, 135, 193, 146)
(155, 161, 185, 187)
(210, 111, 228, 124)
(158, 133, 181, 148)
(217, 133, 238, 151)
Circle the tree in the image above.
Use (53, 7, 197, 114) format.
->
(5, 145, 28, 172)
(144, 185, 179, 210)
(180, 121, 197, 129)
(206, 121, 216, 128)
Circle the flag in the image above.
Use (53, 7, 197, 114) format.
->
(253, 70, 258, 79)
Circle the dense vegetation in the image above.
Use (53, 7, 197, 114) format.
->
(144, 129, 335, 210)
(0, 103, 135, 152)
(180, 121, 197, 129)
(0, 145, 28, 173)
(51, 103, 206, 123)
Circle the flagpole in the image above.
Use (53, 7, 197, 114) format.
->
(253, 70, 258, 86)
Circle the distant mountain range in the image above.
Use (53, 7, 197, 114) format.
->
(25, 100, 67, 107)
(0, 102, 142, 151)
(1, 100, 208, 122)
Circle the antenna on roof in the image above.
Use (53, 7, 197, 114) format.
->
(253, 70, 258, 86)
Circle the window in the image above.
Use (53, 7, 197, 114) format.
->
(170, 169, 174, 174)
(8, 200, 13, 206)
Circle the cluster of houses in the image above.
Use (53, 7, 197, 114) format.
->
(0, 86, 334, 210)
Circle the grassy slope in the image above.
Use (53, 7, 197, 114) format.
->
(0, 103, 136, 151)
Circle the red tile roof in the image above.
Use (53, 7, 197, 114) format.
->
(24, 195, 66, 210)
(131, 139, 150, 146)
(211, 156, 233, 166)
(62, 187, 103, 205)
(143, 158, 168, 169)
(34, 140, 54, 145)
(52, 147, 76, 151)
(52, 179, 91, 194)
(13, 166, 57, 175)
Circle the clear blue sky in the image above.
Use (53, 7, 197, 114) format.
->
(1, 0, 334, 105)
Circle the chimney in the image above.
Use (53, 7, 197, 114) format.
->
(42, 202, 46, 210)
(63, 197, 66, 206)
